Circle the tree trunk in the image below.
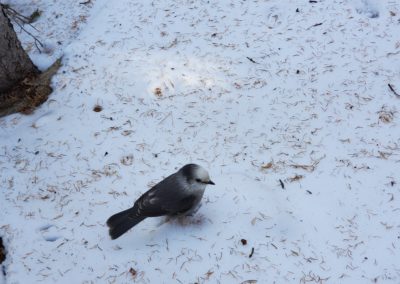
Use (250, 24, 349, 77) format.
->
(0, 6, 61, 117)
(0, 6, 39, 92)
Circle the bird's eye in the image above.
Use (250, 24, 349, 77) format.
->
(195, 178, 202, 183)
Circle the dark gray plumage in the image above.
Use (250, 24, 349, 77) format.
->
(106, 164, 214, 240)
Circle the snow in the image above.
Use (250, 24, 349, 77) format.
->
(1, 0, 400, 283)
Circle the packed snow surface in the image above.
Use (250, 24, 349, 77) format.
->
(1, 0, 400, 283)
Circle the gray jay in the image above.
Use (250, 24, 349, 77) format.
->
(106, 164, 214, 239)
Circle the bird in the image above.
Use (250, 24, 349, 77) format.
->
(106, 164, 215, 240)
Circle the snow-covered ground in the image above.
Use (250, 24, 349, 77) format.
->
(1, 0, 400, 283)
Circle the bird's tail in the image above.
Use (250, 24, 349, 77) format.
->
(106, 208, 146, 240)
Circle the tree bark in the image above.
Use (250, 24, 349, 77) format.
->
(0, 6, 61, 117)
(0, 6, 39, 92)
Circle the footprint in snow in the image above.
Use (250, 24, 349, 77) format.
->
(353, 0, 380, 18)
(37, 224, 62, 242)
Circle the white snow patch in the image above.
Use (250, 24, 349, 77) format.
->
(1, 0, 400, 283)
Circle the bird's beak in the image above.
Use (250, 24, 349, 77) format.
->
(207, 180, 215, 185)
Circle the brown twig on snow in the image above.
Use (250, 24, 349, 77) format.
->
(2, 5, 40, 27)
(290, 164, 315, 172)
(307, 22, 323, 30)
(246, 57, 258, 64)
(2, 4, 29, 23)
(388, 84, 400, 98)
(16, 21, 44, 52)
(249, 247, 255, 258)
(288, 174, 304, 182)
(2, 4, 44, 52)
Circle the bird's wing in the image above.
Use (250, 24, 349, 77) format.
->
(135, 194, 197, 217)
(132, 174, 197, 217)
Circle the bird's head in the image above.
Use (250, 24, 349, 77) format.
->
(180, 164, 215, 187)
